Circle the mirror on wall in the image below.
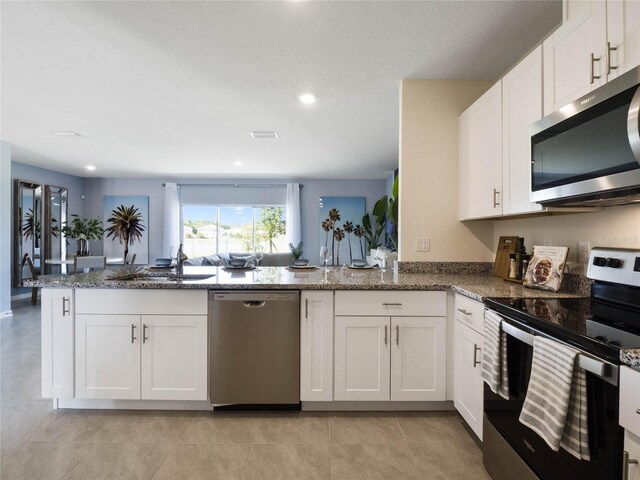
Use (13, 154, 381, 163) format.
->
(44, 185, 68, 274)
(13, 180, 42, 286)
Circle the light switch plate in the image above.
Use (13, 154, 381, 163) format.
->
(578, 241, 590, 263)
(415, 237, 430, 252)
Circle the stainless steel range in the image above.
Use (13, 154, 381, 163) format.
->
(484, 247, 640, 480)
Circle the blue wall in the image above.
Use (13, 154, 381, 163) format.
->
(83, 177, 387, 265)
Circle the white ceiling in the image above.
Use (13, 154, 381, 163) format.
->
(1, 1, 561, 179)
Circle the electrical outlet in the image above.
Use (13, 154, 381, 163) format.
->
(415, 237, 430, 252)
(578, 241, 590, 263)
(544, 239, 552, 246)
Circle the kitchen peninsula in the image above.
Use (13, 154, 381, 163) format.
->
(29, 264, 588, 413)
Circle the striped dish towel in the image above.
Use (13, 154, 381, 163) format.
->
(519, 336, 590, 461)
(480, 310, 509, 399)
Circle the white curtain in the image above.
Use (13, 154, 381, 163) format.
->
(285, 183, 301, 248)
(162, 182, 180, 257)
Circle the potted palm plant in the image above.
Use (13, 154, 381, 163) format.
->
(104, 205, 146, 260)
(60, 215, 104, 256)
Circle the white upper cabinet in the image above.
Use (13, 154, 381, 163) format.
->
(543, 0, 640, 115)
(502, 46, 544, 215)
(459, 81, 503, 220)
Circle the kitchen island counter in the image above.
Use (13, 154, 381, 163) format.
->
(26, 265, 586, 302)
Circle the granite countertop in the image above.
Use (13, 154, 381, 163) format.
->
(620, 350, 640, 370)
(26, 265, 586, 303)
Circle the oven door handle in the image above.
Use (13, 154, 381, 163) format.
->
(501, 321, 614, 383)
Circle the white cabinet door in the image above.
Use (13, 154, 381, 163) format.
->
(625, 430, 640, 480)
(41, 289, 75, 399)
(390, 316, 446, 401)
(543, 0, 607, 115)
(75, 315, 141, 400)
(453, 320, 484, 440)
(334, 316, 390, 401)
(606, 0, 640, 81)
(300, 291, 334, 401)
(460, 81, 503, 219)
(140, 315, 208, 401)
(502, 46, 544, 215)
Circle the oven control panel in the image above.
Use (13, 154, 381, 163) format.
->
(588, 247, 640, 287)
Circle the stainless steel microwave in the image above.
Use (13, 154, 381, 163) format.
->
(529, 65, 640, 207)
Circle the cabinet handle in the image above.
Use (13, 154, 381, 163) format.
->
(635, 408, 640, 415)
(607, 42, 618, 75)
(305, 298, 309, 319)
(382, 302, 402, 307)
(457, 308, 472, 316)
(492, 189, 500, 208)
(396, 325, 400, 346)
(62, 297, 70, 316)
(143, 324, 148, 344)
(590, 53, 601, 84)
(623, 451, 638, 480)
(131, 324, 136, 343)
(384, 325, 388, 345)
(473, 344, 481, 367)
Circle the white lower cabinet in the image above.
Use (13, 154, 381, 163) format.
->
(41, 288, 75, 399)
(453, 294, 484, 439)
(334, 313, 447, 402)
(76, 314, 141, 400)
(140, 315, 207, 400)
(75, 314, 207, 401)
(300, 291, 334, 401)
(76, 315, 207, 400)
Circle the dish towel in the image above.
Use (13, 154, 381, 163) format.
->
(519, 336, 590, 461)
(481, 310, 509, 399)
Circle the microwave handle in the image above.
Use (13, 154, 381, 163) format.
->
(628, 86, 640, 164)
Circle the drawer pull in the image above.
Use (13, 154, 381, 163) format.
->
(623, 451, 638, 480)
(384, 325, 388, 345)
(62, 297, 70, 316)
(396, 325, 400, 346)
(473, 344, 481, 367)
(131, 324, 136, 343)
(457, 308, 472, 316)
(636, 409, 640, 415)
(382, 302, 403, 307)
(305, 298, 309, 319)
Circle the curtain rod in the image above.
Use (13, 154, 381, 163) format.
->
(162, 183, 302, 188)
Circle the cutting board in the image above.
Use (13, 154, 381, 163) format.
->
(493, 236, 520, 278)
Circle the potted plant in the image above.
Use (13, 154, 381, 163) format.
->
(104, 205, 146, 260)
(288, 241, 304, 260)
(60, 215, 104, 256)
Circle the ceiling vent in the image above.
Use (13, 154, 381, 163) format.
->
(250, 131, 279, 139)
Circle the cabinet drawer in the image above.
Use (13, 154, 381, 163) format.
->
(454, 294, 485, 334)
(334, 291, 446, 317)
(76, 289, 207, 315)
(621, 366, 640, 437)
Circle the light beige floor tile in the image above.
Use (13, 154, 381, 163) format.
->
(1, 399, 67, 434)
(105, 413, 194, 444)
(396, 412, 475, 444)
(64, 442, 173, 480)
(0, 441, 96, 480)
(255, 415, 329, 444)
(329, 414, 404, 444)
(330, 443, 420, 480)
(408, 440, 491, 480)
(179, 414, 262, 444)
(29, 411, 127, 443)
(243, 444, 330, 480)
(1, 372, 42, 406)
(152, 443, 251, 480)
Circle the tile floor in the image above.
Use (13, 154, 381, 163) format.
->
(1, 301, 492, 480)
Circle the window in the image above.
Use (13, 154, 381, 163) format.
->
(181, 205, 286, 257)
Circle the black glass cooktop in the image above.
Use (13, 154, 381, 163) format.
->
(485, 296, 640, 363)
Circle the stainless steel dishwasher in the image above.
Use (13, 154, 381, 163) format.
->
(209, 290, 300, 405)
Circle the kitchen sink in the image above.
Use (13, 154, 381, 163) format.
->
(109, 273, 215, 282)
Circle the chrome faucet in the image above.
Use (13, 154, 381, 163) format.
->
(176, 243, 188, 275)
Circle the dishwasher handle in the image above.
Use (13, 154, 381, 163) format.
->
(243, 300, 266, 308)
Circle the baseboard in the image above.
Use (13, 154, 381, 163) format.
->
(301, 400, 455, 411)
(0, 310, 13, 319)
(55, 398, 213, 411)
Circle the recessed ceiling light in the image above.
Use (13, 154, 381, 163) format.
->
(234, 161, 243, 167)
(52, 131, 82, 136)
(85, 165, 96, 171)
(250, 131, 279, 139)
(298, 93, 317, 104)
